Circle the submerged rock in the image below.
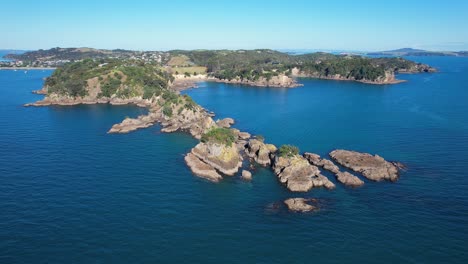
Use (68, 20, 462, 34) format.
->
(284, 198, 319, 212)
(329, 150, 400, 182)
(185, 153, 222, 182)
(303, 152, 340, 174)
(273, 155, 335, 192)
(241, 170, 252, 181)
(335, 171, 364, 187)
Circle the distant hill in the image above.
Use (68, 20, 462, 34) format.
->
(367, 48, 468, 57)
(0, 50, 26, 61)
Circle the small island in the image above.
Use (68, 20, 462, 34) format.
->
(22, 48, 433, 212)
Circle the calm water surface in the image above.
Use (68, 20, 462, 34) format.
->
(1, 56, 467, 263)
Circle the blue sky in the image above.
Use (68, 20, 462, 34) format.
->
(2, 0, 468, 51)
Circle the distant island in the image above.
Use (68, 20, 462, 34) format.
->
(19, 47, 436, 211)
(367, 47, 468, 57)
(2, 47, 435, 86)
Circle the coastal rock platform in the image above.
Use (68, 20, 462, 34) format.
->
(330, 150, 400, 182)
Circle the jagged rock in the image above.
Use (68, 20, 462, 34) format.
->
(329, 150, 400, 182)
(303, 152, 340, 174)
(231, 129, 251, 141)
(108, 112, 161, 133)
(273, 155, 335, 192)
(158, 104, 216, 139)
(216, 118, 235, 128)
(191, 142, 242, 176)
(185, 153, 222, 182)
(241, 170, 252, 181)
(335, 171, 364, 187)
(245, 139, 277, 166)
(238, 132, 251, 140)
(313, 174, 336, 189)
(284, 198, 319, 212)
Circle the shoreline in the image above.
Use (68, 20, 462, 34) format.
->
(296, 76, 407, 85)
(0, 67, 57, 70)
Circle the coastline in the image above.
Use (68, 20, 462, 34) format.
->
(297, 75, 407, 85)
(0, 67, 57, 70)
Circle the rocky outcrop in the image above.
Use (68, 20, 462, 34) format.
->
(329, 150, 400, 182)
(216, 118, 235, 128)
(108, 112, 161, 133)
(191, 142, 242, 176)
(273, 155, 335, 192)
(25, 94, 152, 107)
(335, 171, 364, 187)
(159, 104, 217, 139)
(245, 139, 277, 166)
(397, 63, 437, 73)
(185, 153, 223, 182)
(284, 198, 319, 212)
(303, 152, 340, 174)
(214, 74, 302, 88)
(241, 170, 252, 181)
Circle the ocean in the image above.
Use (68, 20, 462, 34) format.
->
(1, 56, 467, 263)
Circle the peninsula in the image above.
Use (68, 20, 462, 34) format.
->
(5, 47, 435, 87)
(23, 48, 435, 212)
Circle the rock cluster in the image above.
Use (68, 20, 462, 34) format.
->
(245, 139, 277, 166)
(273, 155, 335, 192)
(160, 107, 216, 140)
(284, 198, 319, 212)
(330, 150, 400, 181)
(303, 152, 340, 173)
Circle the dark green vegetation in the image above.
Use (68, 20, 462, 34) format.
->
(15, 48, 437, 99)
(278, 145, 300, 158)
(168, 49, 434, 81)
(160, 93, 197, 117)
(201, 128, 236, 146)
(45, 59, 174, 98)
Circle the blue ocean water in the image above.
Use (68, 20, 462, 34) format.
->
(1, 56, 468, 263)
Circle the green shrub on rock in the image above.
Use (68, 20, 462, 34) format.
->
(201, 128, 236, 146)
(278, 144, 299, 158)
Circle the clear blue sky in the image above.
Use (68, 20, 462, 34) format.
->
(2, 0, 468, 51)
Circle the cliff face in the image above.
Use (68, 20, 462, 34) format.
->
(215, 74, 302, 88)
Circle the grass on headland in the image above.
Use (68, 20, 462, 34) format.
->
(201, 127, 236, 146)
